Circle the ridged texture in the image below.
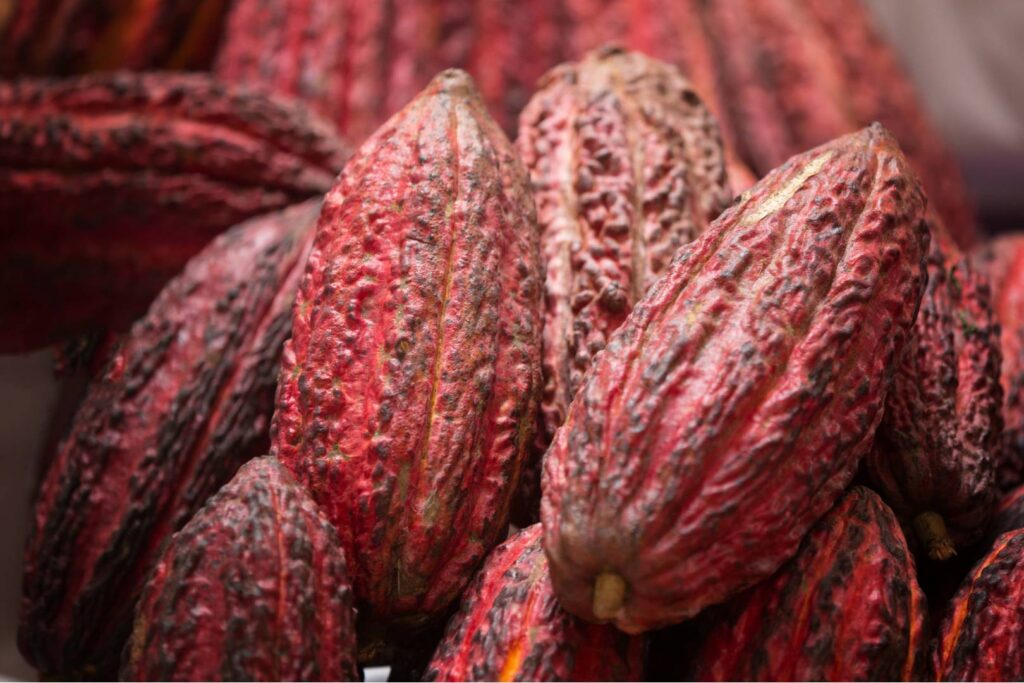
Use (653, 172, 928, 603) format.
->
(688, 486, 927, 681)
(0, 71, 348, 352)
(517, 46, 732, 479)
(122, 457, 359, 682)
(424, 524, 643, 682)
(990, 483, 1024, 540)
(541, 124, 929, 633)
(972, 234, 1024, 490)
(0, 0, 230, 75)
(19, 201, 320, 678)
(866, 218, 1001, 560)
(271, 70, 543, 625)
(934, 528, 1024, 681)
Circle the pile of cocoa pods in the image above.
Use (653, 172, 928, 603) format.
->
(5, 1, 1023, 681)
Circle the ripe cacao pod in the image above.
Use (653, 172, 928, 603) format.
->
(0, 0, 229, 75)
(972, 233, 1024, 490)
(271, 70, 542, 626)
(0, 71, 348, 352)
(865, 218, 1001, 560)
(516, 45, 732, 484)
(542, 123, 929, 633)
(424, 524, 643, 682)
(687, 486, 927, 681)
(934, 528, 1024, 681)
(122, 456, 358, 682)
(20, 201, 319, 678)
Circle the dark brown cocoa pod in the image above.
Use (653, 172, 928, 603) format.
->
(19, 201, 319, 678)
(516, 47, 732, 522)
(0, 71, 347, 352)
(687, 487, 928, 681)
(542, 124, 928, 633)
(866, 217, 1001, 560)
(271, 70, 543, 630)
(122, 456, 359, 682)
(972, 233, 1024, 490)
(424, 524, 644, 682)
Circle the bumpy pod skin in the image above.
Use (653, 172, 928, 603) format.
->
(0, 0, 228, 76)
(990, 484, 1024, 540)
(271, 70, 543, 624)
(122, 457, 358, 682)
(517, 46, 732, 476)
(973, 234, 1024, 491)
(866, 219, 1001, 560)
(687, 487, 927, 682)
(0, 71, 347, 352)
(934, 529, 1024, 681)
(424, 524, 643, 682)
(19, 201, 320, 678)
(541, 124, 929, 633)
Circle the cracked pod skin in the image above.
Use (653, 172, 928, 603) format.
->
(424, 524, 643, 682)
(866, 220, 1001, 560)
(516, 46, 732, 503)
(973, 234, 1024, 491)
(19, 201, 319, 678)
(688, 486, 927, 682)
(0, 0, 229, 76)
(122, 457, 358, 682)
(0, 71, 347, 352)
(541, 124, 929, 633)
(934, 528, 1024, 681)
(271, 70, 543, 626)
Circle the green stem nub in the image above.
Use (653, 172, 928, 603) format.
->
(593, 571, 627, 621)
(913, 511, 957, 561)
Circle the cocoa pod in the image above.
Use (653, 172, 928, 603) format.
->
(0, 0, 229, 76)
(122, 456, 358, 682)
(0, 71, 347, 352)
(990, 483, 1024, 541)
(865, 217, 1001, 560)
(687, 486, 927, 681)
(19, 201, 319, 678)
(424, 524, 643, 682)
(517, 45, 732, 474)
(972, 234, 1024, 490)
(541, 124, 929, 633)
(271, 70, 542, 626)
(934, 528, 1024, 681)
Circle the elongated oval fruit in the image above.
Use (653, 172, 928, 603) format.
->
(972, 233, 1024, 491)
(271, 70, 543, 625)
(934, 528, 1024, 681)
(19, 201, 320, 678)
(0, 71, 348, 352)
(541, 124, 928, 633)
(865, 219, 1001, 560)
(122, 456, 358, 682)
(687, 486, 927, 681)
(517, 45, 732, 464)
(424, 524, 643, 682)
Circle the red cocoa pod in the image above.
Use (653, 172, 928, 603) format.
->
(122, 456, 359, 682)
(0, 71, 347, 352)
(800, 0, 977, 248)
(687, 486, 928, 681)
(541, 124, 929, 633)
(517, 46, 732, 466)
(19, 201, 319, 678)
(934, 528, 1024, 681)
(990, 483, 1024, 540)
(865, 217, 1001, 560)
(271, 70, 543, 626)
(972, 234, 1024, 490)
(0, 0, 229, 75)
(424, 524, 643, 682)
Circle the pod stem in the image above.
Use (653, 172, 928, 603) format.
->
(913, 511, 957, 561)
(592, 571, 627, 621)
